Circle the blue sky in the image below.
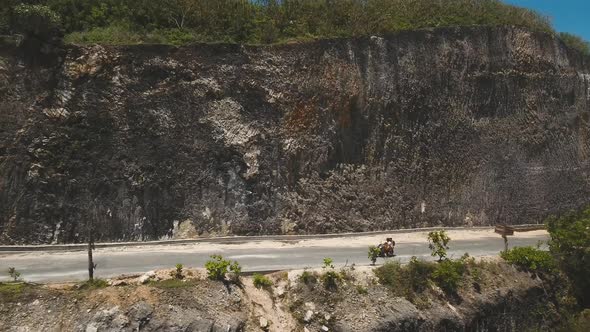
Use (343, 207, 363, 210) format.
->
(504, 0, 590, 40)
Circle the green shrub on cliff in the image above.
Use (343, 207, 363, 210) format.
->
(11, 4, 62, 40)
(65, 25, 200, 45)
(64, 24, 145, 45)
(10, 3, 63, 58)
(374, 261, 405, 289)
(204, 255, 241, 282)
(204, 255, 231, 280)
(500, 246, 556, 274)
(431, 259, 466, 294)
(299, 269, 317, 285)
(375, 256, 471, 296)
(374, 259, 436, 297)
(253, 273, 273, 289)
(320, 257, 343, 290)
(547, 208, 590, 307)
(171, 263, 184, 280)
(559, 32, 590, 56)
(406, 257, 436, 292)
(229, 260, 242, 283)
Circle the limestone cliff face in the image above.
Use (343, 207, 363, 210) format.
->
(1, 26, 589, 244)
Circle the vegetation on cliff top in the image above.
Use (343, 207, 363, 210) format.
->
(0, 0, 588, 55)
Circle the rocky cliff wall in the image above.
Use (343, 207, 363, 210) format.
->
(1, 26, 589, 244)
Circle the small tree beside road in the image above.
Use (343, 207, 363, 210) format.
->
(172, 263, 184, 280)
(368, 246, 380, 265)
(428, 230, 451, 262)
(7, 267, 21, 282)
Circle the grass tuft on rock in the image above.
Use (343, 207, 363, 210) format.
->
(0, 282, 35, 302)
(78, 279, 109, 290)
(149, 279, 197, 289)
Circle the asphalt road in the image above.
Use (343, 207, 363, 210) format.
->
(0, 231, 548, 283)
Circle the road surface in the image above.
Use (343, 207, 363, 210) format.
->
(0, 229, 548, 283)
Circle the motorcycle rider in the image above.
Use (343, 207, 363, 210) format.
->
(385, 238, 395, 256)
(377, 237, 396, 257)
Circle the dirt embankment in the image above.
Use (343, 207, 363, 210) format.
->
(0, 260, 565, 332)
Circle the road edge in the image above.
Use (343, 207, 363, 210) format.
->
(0, 224, 545, 253)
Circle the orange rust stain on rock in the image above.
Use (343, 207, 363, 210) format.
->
(284, 97, 320, 133)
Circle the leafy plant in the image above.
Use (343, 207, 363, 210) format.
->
(7, 267, 21, 282)
(171, 263, 184, 280)
(374, 261, 407, 293)
(431, 259, 466, 294)
(229, 260, 242, 283)
(406, 257, 436, 292)
(320, 257, 342, 290)
(204, 255, 235, 281)
(374, 260, 428, 303)
(323, 257, 334, 269)
(375, 258, 465, 298)
(321, 269, 343, 290)
(299, 269, 317, 285)
(500, 246, 556, 274)
(428, 230, 451, 261)
(253, 273, 273, 289)
(368, 245, 380, 265)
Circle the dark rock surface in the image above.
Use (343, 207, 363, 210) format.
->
(1, 26, 589, 244)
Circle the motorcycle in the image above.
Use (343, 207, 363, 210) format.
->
(377, 237, 396, 257)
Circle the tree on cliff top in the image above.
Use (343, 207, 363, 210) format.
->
(11, 4, 62, 41)
(11, 4, 63, 60)
(3, 0, 572, 46)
